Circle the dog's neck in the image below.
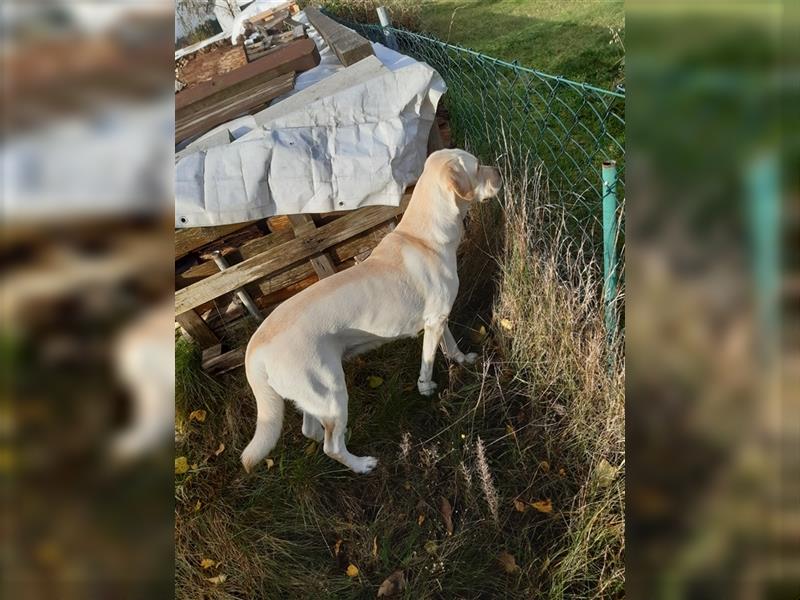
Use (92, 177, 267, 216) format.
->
(396, 174, 469, 253)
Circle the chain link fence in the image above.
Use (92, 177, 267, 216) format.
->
(329, 13, 625, 248)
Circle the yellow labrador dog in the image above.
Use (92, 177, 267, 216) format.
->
(241, 149, 501, 474)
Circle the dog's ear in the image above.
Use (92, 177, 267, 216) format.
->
(445, 159, 475, 201)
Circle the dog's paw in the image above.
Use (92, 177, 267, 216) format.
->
(352, 455, 378, 474)
(418, 379, 438, 396)
(462, 352, 479, 365)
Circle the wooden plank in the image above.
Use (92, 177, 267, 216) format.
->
(287, 215, 337, 279)
(176, 309, 219, 348)
(175, 221, 259, 258)
(202, 346, 246, 375)
(246, 2, 295, 25)
(304, 7, 374, 67)
(176, 229, 295, 287)
(176, 71, 295, 142)
(250, 8, 289, 30)
(175, 194, 411, 314)
(175, 38, 319, 112)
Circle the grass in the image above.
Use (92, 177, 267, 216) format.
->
(174, 153, 625, 598)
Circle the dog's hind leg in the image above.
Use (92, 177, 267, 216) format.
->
(320, 391, 378, 474)
(301, 411, 324, 442)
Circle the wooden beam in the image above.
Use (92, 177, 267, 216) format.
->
(175, 194, 411, 315)
(176, 309, 219, 348)
(304, 7, 374, 66)
(175, 37, 319, 112)
(175, 221, 260, 259)
(287, 214, 337, 279)
(202, 346, 245, 375)
(176, 72, 295, 142)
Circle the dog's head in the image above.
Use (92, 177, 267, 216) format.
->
(426, 149, 502, 203)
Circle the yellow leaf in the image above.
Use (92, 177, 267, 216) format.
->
(499, 318, 513, 332)
(207, 574, 227, 584)
(424, 540, 438, 555)
(194, 500, 202, 512)
(498, 550, 520, 574)
(595, 458, 618, 488)
(538, 460, 550, 473)
(200, 558, 215, 570)
(558, 468, 566, 478)
(530, 499, 553, 514)
(513, 499, 527, 513)
(189, 409, 206, 423)
(265, 458, 275, 470)
(346, 564, 359, 577)
(470, 324, 488, 343)
(417, 514, 425, 526)
(191, 463, 199, 470)
(175, 456, 189, 474)
(367, 375, 384, 388)
(214, 443, 225, 456)
(333, 539, 342, 557)
(304, 441, 317, 456)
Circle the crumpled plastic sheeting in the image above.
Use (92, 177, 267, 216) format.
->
(175, 54, 445, 227)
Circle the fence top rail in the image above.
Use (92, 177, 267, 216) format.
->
(330, 13, 626, 100)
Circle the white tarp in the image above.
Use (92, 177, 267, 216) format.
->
(174, 14, 445, 228)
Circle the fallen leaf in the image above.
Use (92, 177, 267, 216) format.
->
(530, 499, 553, 514)
(175, 456, 189, 475)
(372, 536, 378, 558)
(304, 441, 317, 456)
(595, 458, 619, 488)
(498, 550, 520, 574)
(265, 458, 275, 470)
(538, 460, 550, 473)
(367, 375, 384, 389)
(207, 574, 227, 584)
(189, 409, 207, 423)
(417, 514, 425, 526)
(200, 558, 215, 570)
(191, 463, 199, 470)
(346, 564, 359, 577)
(513, 499, 527, 513)
(194, 500, 202, 512)
(214, 443, 225, 456)
(377, 570, 406, 597)
(403, 481, 412, 490)
(440, 497, 453, 535)
(470, 324, 488, 344)
(333, 539, 343, 557)
(558, 468, 566, 478)
(424, 540, 438, 555)
(499, 318, 513, 332)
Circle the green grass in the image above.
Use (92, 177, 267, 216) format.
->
(175, 155, 624, 598)
(421, 0, 624, 89)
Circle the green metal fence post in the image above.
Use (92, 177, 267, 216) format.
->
(746, 152, 780, 359)
(602, 160, 619, 338)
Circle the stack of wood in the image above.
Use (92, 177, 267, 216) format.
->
(175, 2, 312, 144)
(175, 7, 450, 375)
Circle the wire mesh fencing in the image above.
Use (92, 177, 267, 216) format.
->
(328, 14, 625, 248)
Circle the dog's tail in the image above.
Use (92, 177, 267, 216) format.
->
(241, 358, 284, 473)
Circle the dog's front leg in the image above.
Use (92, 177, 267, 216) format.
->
(440, 324, 479, 365)
(418, 316, 446, 396)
